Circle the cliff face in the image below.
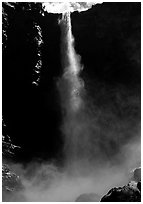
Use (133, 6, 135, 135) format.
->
(2, 119, 23, 201)
(3, 2, 140, 162)
(2, 2, 63, 162)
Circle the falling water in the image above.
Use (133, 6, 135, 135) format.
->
(58, 12, 88, 172)
(42, 3, 101, 171)
(60, 12, 84, 112)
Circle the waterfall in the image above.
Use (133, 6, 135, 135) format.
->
(58, 12, 86, 171)
(60, 12, 84, 113)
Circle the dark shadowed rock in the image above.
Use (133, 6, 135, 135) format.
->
(75, 193, 101, 202)
(2, 120, 23, 201)
(2, 119, 20, 158)
(100, 184, 141, 202)
(137, 181, 141, 192)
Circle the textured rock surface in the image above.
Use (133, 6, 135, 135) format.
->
(2, 118, 20, 157)
(100, 167, 141, 202)
(2, 164, 21, 191)
(2, 164, 24, 201)
(2, 119, 23, 201)
(100, 184, 141, 202)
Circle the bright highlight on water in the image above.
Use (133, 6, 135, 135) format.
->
(61, 11, 83, 111)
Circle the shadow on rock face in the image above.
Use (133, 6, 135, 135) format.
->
(75, 193, 101, 202)
(100, 184, 141, 202)
(137, 181, 141, 192)
(100, 167, 141, 202)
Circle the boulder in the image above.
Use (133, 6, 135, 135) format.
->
(75, 193, 101, 202)
(100, 184, 141, 202)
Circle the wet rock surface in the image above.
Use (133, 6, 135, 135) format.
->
(2, 164, 22, 190)
(100, 182, 141, 202)
(2, 120, 23, 201)
(2, 164, 24, 201)
(100, 166, 141, 202)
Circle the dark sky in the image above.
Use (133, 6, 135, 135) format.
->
(2, 2, 141, 163)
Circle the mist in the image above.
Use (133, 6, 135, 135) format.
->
(4, 138, 140, 202)
(3, 79, 140, 201)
